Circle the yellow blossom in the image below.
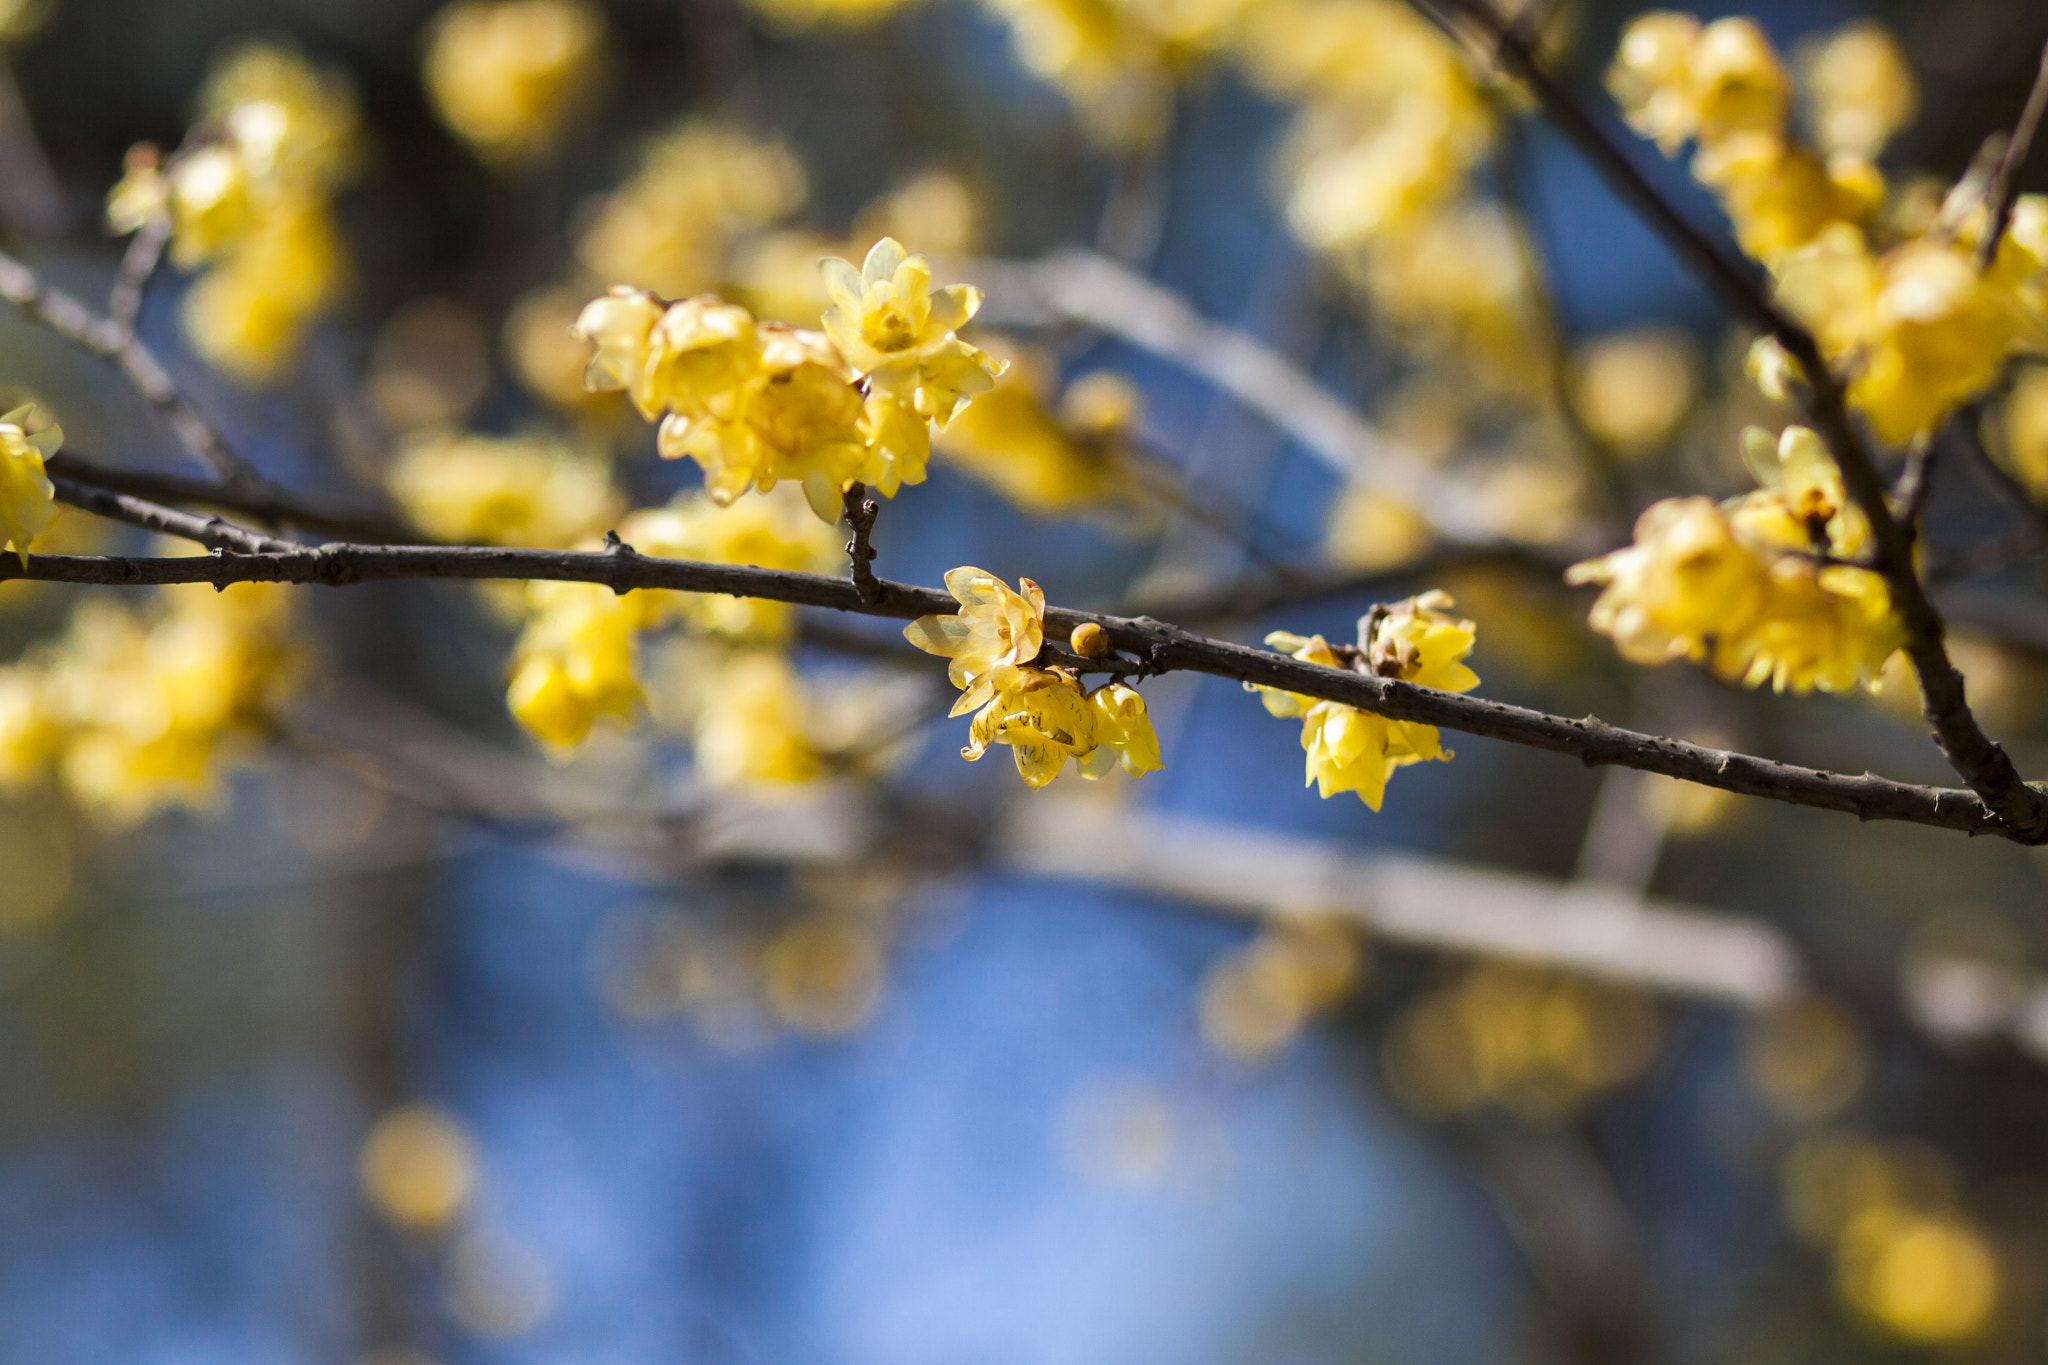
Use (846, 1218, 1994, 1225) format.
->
(1798, 22, 1918, 159)
(0, 404, 58, 566)
(197, 42, 361, 190)
(962, 666, 1101, 788)
(1571, 328, 1701, 454)
(507, 581, 642, 751)
(1251, 592, 1478, 810)
(1608, 13, 1788, 155)
(1568, 427, 1904, 692)
(1774, 225, 2019, 444)
(386, 431, 618, 547)
(820, 236, 1003, 426)
(422, 0, 606, 165)
(179, 191, 347, 383)
(692, 651, 821, 787)
(903, 566, 1046, 715)
(618, 485, 842, 640)
(1691, 132, 1879, 263)
(1993, 364, 2048, 502)
(0, 668, 57, 788)
(576, 120, 806, 298)
(933, 351, 1140, 514)
(1076, 680, 1163, 779)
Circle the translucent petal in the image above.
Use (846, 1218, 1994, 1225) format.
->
(862, 237, 906, 286)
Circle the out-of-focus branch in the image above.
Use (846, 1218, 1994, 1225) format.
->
(0, 541, 2023, 840)
(1004, 800, 1800, 1006)
(971, 250, 1514, 543)
(49, 474, 300, 556)
(1419, 0, 2048, 842)
(107, 216, 169, 333)
(1978, 37, 2048, 269)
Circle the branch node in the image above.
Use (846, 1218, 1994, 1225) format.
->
(842, 481, 885, 606)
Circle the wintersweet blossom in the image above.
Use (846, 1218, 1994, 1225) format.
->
(618, 486, 842, 640)
(904, 566, 1161, 787)
(422, 0, 606, 165)
(1567, 427, 1904, 693)
(0, 405, 59, 566)
(506, 581, 643, 751)
(385, 431, 618, 548)
(1251, 591, 1479, 811)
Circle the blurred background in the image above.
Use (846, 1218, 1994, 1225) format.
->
(4, 0, 2048, 1361)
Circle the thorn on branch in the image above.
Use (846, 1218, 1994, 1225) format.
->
(842, 481, 884, 606)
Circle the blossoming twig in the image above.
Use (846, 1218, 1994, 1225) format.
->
(0, 542, 2021, 840)
(1420, 0, 2048, 842)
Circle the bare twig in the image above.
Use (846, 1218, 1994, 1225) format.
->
(1893, 434, 1939, 532)
(1979, 38, 2048, 270)
(46, 449, 415, 543)
(841, 480, 884, 605)
(1419, 0, 2048, 842)
(107, 216, 170, 334)
(0, 247, 268, 492)
(49, 475, 302, 556)
(0, 540, 2022, 840)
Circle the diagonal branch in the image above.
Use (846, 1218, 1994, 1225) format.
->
(1421, 0, 2048, 841)
(0, 540, 2019, 841)
(46, 448, 415, 543)
(1978, 37, 2048, 270)
(49, 475, 302, 556)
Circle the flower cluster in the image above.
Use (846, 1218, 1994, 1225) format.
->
(1609, 12, 2048, 445)
(0, 583, 298, 824)
(904, 568, 1162, 788)
(107, 43, 359, 383)
(574, 237, 1002, 517)
(1567, 426, 1903, 693)
(386, 431, 619, 548)
(0, 405, 58, 567)
(1250, 591, 1479, 811)
(422, 0, 606, 165)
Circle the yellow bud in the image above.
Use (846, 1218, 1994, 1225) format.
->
(1070, 622, 1110, 659)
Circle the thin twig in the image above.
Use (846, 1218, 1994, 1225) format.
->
(46, 449, 415, 543)
(107, 216, 169, 334)
(0, 247, 267, 492)
(49, 475, 302, 556)
(1418, 0, 2048, 841)
(1892, 434, 1939, 532)
(841, 480, 884, 605)
(0, 541, 2020, 840)
(1978, 37, 2048, 270)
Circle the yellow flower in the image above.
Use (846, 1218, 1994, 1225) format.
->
(575, 120, 806, 298)
(961, 666, 1101, 788)
(1798, 21, 1918, 159)
(1570, 328, 1701, 455)
(934, 354, 1141, 514)
(618, 484, 842, 640)
(1076, 681, 1163, 779)
(1608, 13, 1788, 155)
(386, 431, 619, 547)
(106, 145, 257, 269)
(1692, 132, 1879, 263)
(570, 286, 667, 408)
(1774, 226, 2018, 444)
(1252, 592, 1478, 810)
(0, 668, 56, 788)
(179, 191, 347, 384)
(639, 294, 762, 423)
(197, 42, 361, 191)
(1568, 429, 1904, 693)
(507, 581, 642, 751)
(819, 237, 1003, 424)
(422, 0, 606, 165)
(902, 566, 1046, 715)
(1993, 364, 2048, 502)
(0, 404, 59, 566)
(693, 651, 821, 787)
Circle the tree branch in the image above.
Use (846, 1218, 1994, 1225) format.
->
(1978, 37, 2048, 270)
(0, 540, 2020, 841)
(1421, 0, 2048, 841)
(841, 480, 884, 605)
(45, 448, 415, 543)
(107, 215, 169, 334)
(48, 475, 302, 556)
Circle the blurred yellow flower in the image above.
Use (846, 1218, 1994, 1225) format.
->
(506, 581, 642, 751)
(1836, 1207, 1999, 1344)
(934, 353, 1142, 514)
(387, 431, 618, 548)
(1571, 328, 1701, 455)
(1798, 21, 1918, 159)
(1608, 13, 1788, 154)
(693, 650, 821, 787)
(0, 404, 58, 566)
(1252, 591, 1479, 810)
(423, 0, 606, 164)
(358, 1104, 479, 1233)
(619, 485, 842, 640)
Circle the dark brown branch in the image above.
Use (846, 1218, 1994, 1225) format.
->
(1978, 38, 2048, 270)
(841, 480, 884, 605)
(0, 541, 2019, 841)
(45, 449, 415, 543)
(49, 475, 301, 556)
(0, 247, 275, 495)
(1893, 435, 1938, 532)
(1422, 0, 2048, 842)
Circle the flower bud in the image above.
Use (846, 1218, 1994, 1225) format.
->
(1070, 622, 1109, 659)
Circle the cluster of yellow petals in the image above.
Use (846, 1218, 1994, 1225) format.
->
(574, 238, 1001, 517)
(1567, 426, 1903, 693)
(506, 580, 643, 752)
(576, 120, 807, 301)
(904, 568, 1162, 788)
(0, 583, 297, 824)
(386, 431, 619, 548)
(1251, 590, 1478, 811)
(935, 353, 1144, 515)
(422, 0, 606, 165)
(107, 44, 359, 383)
(0, 404, 58, 566)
